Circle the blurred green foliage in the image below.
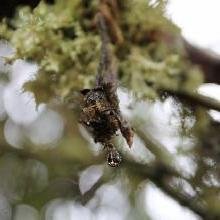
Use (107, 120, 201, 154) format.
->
(1, 1, 220, 219)
(0, 0, 203, 103)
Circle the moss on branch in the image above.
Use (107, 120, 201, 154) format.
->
(0, 0, 204, 104)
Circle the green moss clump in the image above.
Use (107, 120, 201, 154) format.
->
(120, 0, 179, 41)
(0, 0, 204, 104)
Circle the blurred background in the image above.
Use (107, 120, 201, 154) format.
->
(0, 0, 220, 220)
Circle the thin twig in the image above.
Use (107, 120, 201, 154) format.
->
(79, 175, 110, 205)
(134, 125, 174, 167)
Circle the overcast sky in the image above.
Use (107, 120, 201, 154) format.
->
(166, 0, 220, 54)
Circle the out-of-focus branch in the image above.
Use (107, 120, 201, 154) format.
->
(159, 87, 220, 112)
(125, 160, 218, 219)
(133, 124, 174, 167)
(184, 39, 220, 84)
(128, 122, 219, 219)
(79, 174, 111, 205)
(79, 181, 102, 205)
(0, 142, 103, 167)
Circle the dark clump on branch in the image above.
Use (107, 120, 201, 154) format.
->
(79, 13, 133, 167)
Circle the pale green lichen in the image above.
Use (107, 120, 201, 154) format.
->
(120, 0, 178, 38)
(0, 0, 204, 104)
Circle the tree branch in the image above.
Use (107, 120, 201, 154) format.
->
(185, 39, 220, 84)
(128, 123, 218, 219)
(125, 160, 219, 220)
(159, 88, 220, 112)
